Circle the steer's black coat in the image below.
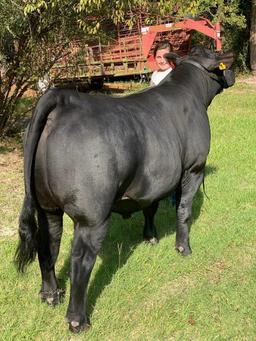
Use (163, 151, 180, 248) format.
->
(15, 47, 235, 333)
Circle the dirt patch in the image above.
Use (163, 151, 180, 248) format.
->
(237, 75, 256, 84)
(0, 228, 17, 238)
(0, 140, 23, 238)
(0, 150, 23, 175)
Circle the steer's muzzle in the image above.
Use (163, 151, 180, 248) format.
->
(223, 69, 235, 88)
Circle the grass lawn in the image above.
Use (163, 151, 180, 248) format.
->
(0, 82, 255, 340)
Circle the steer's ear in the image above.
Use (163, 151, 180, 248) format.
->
(206, 51, 234, 71)
(164, 52, 182, 66)
(216, 51, 234, 70)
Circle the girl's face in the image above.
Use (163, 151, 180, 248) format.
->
(155, 47, 171, 71)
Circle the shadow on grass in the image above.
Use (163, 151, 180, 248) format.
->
(87, 204, 176, 317)
(205, 164, 217, 177)
(57, 163, 217, 318)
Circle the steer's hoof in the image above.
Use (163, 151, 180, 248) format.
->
(40, 289, 64, 306)
(176, 245, 192, 256)
(69, 320, 90, 334)
(145, 237, 159, 245)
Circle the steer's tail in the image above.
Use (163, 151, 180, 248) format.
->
(15, 195, 38, 272)
(202, 169, 209, 200)
(15, 89, 60, 272)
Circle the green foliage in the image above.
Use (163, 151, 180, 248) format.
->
(155, 0, 246, 27)
(222, 1, 251, 72)
(22, 0, 247, 32)
(0, 0, 83, 136)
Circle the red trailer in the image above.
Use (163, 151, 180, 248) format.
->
(51, 17, 222, 87)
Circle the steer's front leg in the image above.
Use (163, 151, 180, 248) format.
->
(175, 169, 204, 256)
(66, 220, 108, 333)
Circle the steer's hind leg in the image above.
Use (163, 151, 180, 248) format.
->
(175, 169, 204, 256)
(66, 218, 108, 333)
(143, 201, 159, 244)
(37, 208, 64, 305)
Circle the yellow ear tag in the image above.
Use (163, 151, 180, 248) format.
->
(219, 62, 226, 70)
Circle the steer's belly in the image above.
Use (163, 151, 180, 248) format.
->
(112, 196, 142, 218)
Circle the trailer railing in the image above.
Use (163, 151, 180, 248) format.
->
(51, 17, 221, 86)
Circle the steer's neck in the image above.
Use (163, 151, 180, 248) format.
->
(170, 63, 222, 109)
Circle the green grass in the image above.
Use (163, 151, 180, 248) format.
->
(0, 82, 256, 340)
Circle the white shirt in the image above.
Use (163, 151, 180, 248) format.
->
(150, 67, 173, 86)
(37, 74, 50, 94)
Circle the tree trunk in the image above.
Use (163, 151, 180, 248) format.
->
(250, 0, 256, 75)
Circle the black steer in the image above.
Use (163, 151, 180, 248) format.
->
(15, 46, 235, 333)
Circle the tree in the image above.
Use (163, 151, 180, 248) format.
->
(0, 0, 247, 136)
(0, 0, 79, 136)
(250, 0, 256, 74)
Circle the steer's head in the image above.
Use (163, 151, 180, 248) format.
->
(165, 46, 235, 89)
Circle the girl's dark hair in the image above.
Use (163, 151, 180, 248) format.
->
(153, 40, 172, 57)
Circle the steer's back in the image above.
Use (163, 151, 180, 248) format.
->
(34, 87, 208, 220)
